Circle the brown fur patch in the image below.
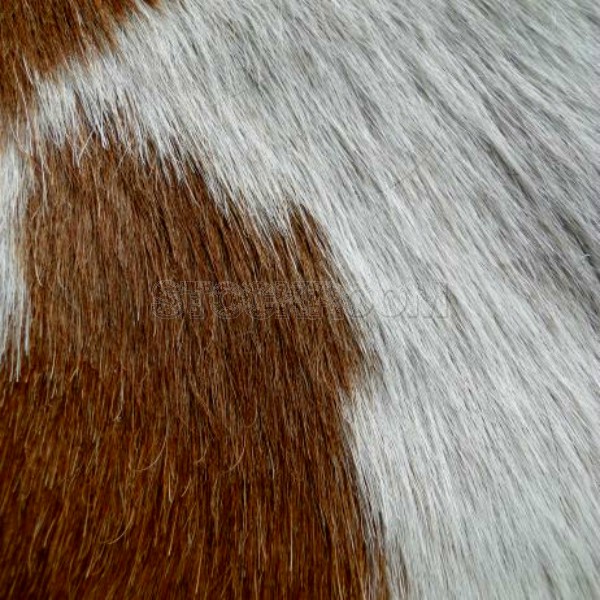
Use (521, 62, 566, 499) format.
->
(0, 130, 389, 597)
(0, 0, 155, 116)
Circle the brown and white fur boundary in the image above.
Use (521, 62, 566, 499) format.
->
(1, 0, 600, 597)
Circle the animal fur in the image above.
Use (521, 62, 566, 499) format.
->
(1, 0, 599, 597)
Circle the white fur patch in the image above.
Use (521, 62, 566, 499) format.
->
(0, 141, 30, 372)
(8, 0, 600, 597)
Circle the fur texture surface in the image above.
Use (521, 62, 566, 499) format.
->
(0, 127, 389, 597)
(1, 0, 600, 598)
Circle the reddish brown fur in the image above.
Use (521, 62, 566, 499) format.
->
(0, 130, 389, 597)
(0, 0, 155, 116)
